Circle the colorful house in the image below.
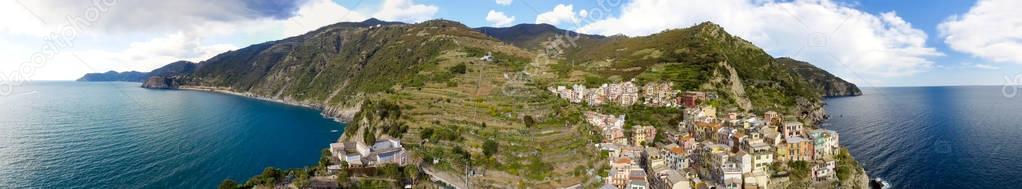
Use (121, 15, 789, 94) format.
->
(808, 129, 840, 160)
(784, 136, 814, 162)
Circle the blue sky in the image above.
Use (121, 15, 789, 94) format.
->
(832, 0, 1017, 86)
(0, 0, 1018, 88)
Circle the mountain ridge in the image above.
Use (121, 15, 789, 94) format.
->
(775, 57, 862, 97)
(133, 18, 867, 188)
(474, 23, 608, 51)
(77, 70, 147, 82)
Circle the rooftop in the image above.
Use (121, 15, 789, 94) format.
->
(786, 136, 809, 143)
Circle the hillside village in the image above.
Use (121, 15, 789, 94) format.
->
(549, 81, 860, 189)
(299, 80, 860, 189)
(233, 49, 866, 189)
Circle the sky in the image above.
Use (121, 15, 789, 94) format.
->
(0, 0, 1018, 88)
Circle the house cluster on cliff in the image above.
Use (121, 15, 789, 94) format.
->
(557, 79, 842, 189)
(549, 80, 718, 109)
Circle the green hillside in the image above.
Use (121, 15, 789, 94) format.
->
(144, 19, 857, 188)
(775, 57, 863, 97)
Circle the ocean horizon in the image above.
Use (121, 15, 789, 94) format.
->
(0, 82, 344, 188)
(824, 86, 1022, 189)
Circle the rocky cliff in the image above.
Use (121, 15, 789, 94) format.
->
(139, 18, 519, 120)
(141, 76, 180, 89)
(776, 57, 862, 97)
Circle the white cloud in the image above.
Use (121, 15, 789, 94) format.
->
(280, 0, 366, 36)
(372, 0, 439, 23)
(536, 4, 580, 26)
(0, 0, 367, 80)
(0, 1, 50, 36)
(939, 0, 1022, 64)
(486, 10, 516, 27)
(67, 31, 237, 74)
(9, 0, 310, 33)
(496, 0, 513, 6)
(973, 63, 999, 70)
(577, 0, 942, 78)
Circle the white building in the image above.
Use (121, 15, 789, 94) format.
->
(737, 152, 753, 174)
(721, 161, 743, 189)
(748, 142, 774, 173)
(782, 121, 804, 138)
(332, 138, 407, 167)
(812, 161, 837, 181)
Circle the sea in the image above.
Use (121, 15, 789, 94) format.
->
(0, 82, 344, 188)
(824, 86, 1022, 189)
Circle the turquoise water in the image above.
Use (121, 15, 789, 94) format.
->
(824, 86, 1022, 189)
(0, 82, 344, 188)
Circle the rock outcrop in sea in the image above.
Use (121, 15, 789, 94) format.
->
(141, 76, 180, 89)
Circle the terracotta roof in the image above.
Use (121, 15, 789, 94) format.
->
(615, 157, 633, 164)
(670, 146, 685, 155)
(680, 135, 693, 141)
(734, 132, 746, 139)
(695, 121, 722, 130)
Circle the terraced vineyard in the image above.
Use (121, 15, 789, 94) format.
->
(138, 18, 862, 188)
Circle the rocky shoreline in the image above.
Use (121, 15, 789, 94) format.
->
(174, 85, 361, 123)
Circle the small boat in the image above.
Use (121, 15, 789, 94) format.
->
(870, 178, 890, 189)
(330, 130, 339, 133)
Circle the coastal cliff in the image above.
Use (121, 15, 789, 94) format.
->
(141, 76, 180, 89)
(137, 18, 867, 187)
(776, 57, 863, 97)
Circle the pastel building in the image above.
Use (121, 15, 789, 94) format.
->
(809, 129, 840, 160)
(782, 121, 804, 138)
(783, 136, 814, 162)
(748, 142, 774, 173)
(634, 126, 657, 146)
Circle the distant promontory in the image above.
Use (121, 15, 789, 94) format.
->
(76, 71, 147, 82)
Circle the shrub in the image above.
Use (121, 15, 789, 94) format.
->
(449, 63, 467, 74)
(336, 168, 350, 187)
(483, 139, 498, 157)
(523, 115, 536, 128)
(788, 161, 811, 180)
(453, 146, 470, 161)
(218, 179, 238, 189)
(247, 167, 282, 186)
(419, 128, 435, 141)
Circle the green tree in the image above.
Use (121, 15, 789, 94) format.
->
(218, 179, 238, 189)
(449, 63, 467, 74)
(249, 167, 282, 186)
(380, 164, 401, 178)
(453, 146, 470, 161)
(336, 169, 350, 187)
(523, 115, 536, 128)
(788, 161, 811, 180)
(419, 128, 435, 142)
(363, 128, 377, 144)
(317, 148, 332, 174)
(405, 166, 420, 181)
(483, 139, 498, 157)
